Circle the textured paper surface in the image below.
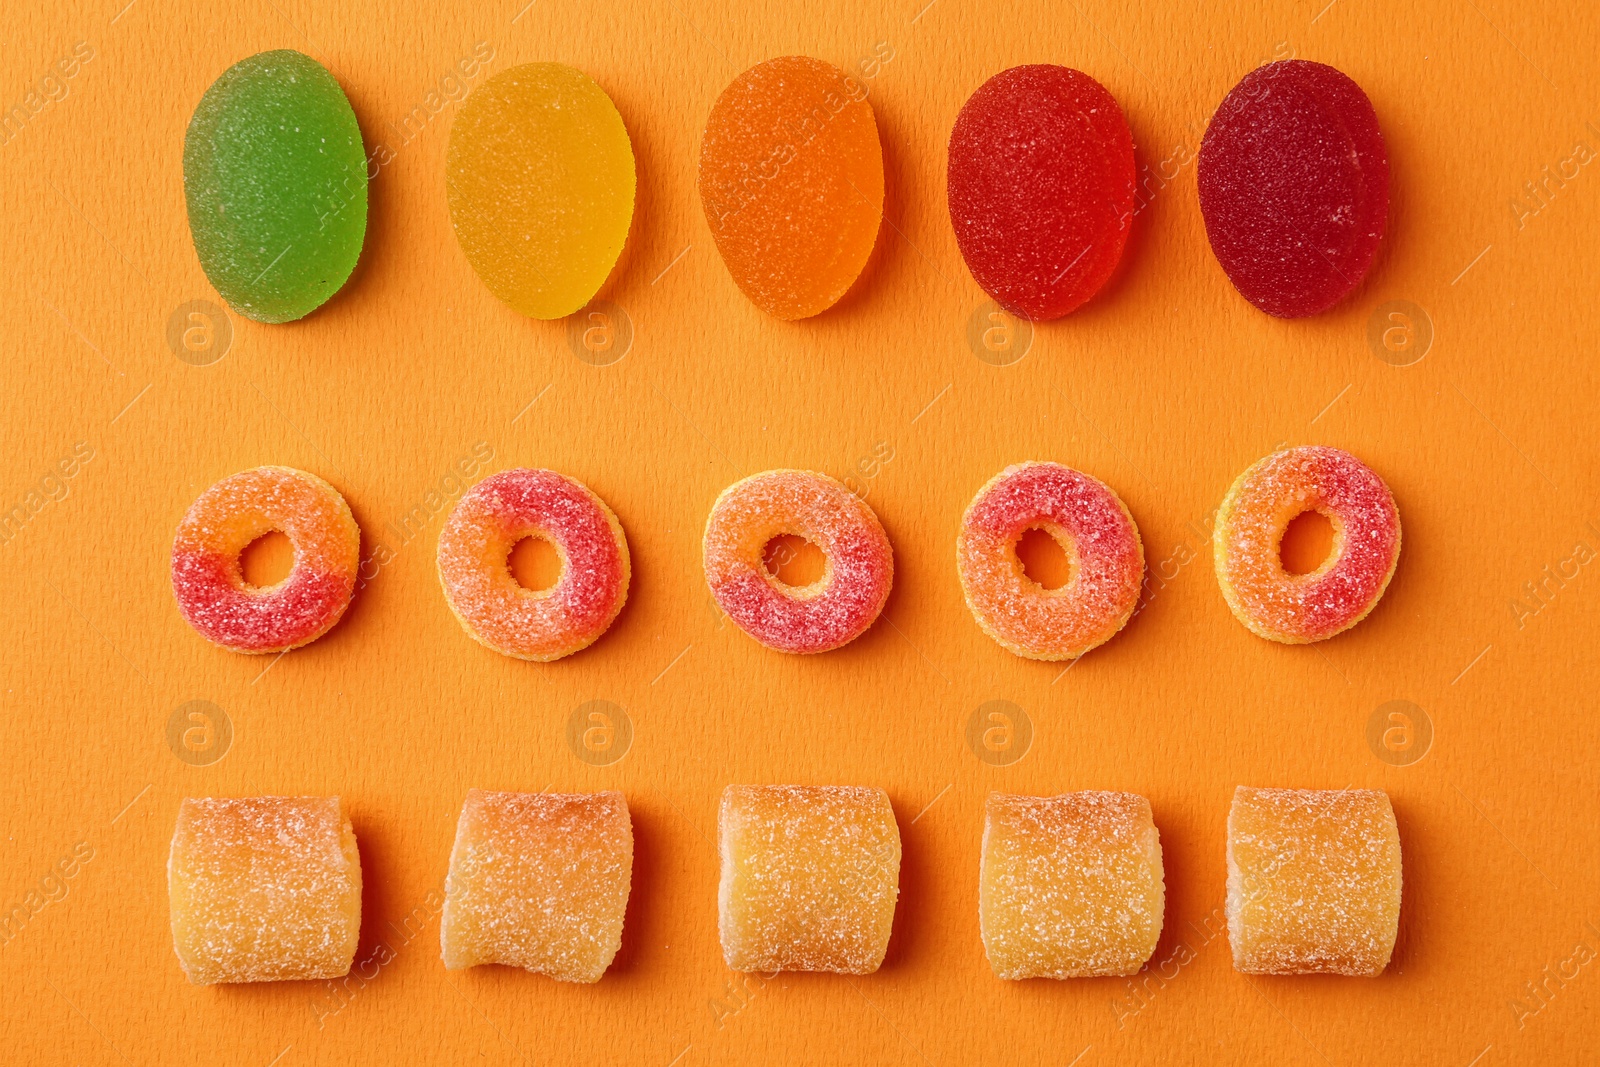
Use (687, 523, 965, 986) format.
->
(2, 1, 1596, 1064)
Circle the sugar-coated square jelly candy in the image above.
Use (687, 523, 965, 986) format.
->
(979, 791, 1164, 979)
(167, 796, 362, 984)
(1227, 787, 1402, 976)
(441, 790, 632, 983)
(719, 785, 900, 974)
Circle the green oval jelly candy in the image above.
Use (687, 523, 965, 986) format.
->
(184, 50, 367, 324)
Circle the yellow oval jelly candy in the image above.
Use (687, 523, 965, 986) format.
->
(699, 57, 884, 320)
(447, 63, 635, 320)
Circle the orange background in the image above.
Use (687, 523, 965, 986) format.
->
(3, 0, 1597, 1064)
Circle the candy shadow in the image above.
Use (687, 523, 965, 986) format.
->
(824, 109, 903, 321)
(304, 82, 394, 326)
(592, 511, 646, 656)
(834, 511, 917, 668)
(825, 213, 889, 322)
(350, 807, 412, 971)
(1386, 797, 1420, 974)
(1324, 125, 1403, 316)
(592, 77, 653, 307)
(321, 495, 379, 651)
(1072, 114, 1166, 318)
(878, 792, 933, 971)
(1144, 803, 1223, 971)
(607, 800, 664, 976)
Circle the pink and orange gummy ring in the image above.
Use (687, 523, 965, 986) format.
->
(1213, 446, 1401, 644)
(437, 468, 631, 662)
(170, 466, 360, 654)
(958, 462, 1146, 660)
(703, 470, 893, 654)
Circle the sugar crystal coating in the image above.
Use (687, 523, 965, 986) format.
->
(171, 466, 360, 654)
(447, 63, 636, 320)
(1198, 60, 1389, 317)
(441, 790, 632, 983)
(167, 795, 361, 984)
(980, 792, 1164, 979)
(958, 462, 1145, 660)
(183, 50, 367, 323)
(699, 56, 884, 320)
(947, 65, 1136, 320)
(1226, 787, 1402, 976)
(719, 785, 900, 974)
(437, 469, 630, 661)
(1213, 446, 1401, 643)
(703, 470, 893, 654)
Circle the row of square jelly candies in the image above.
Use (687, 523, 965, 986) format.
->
(168, 785, 1401, 985)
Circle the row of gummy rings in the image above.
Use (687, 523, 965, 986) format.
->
(170, 445, 1402, 661)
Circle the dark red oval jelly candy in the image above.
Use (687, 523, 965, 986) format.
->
(947, 65, 1136, 321)
(1198, 60, 1389, 318)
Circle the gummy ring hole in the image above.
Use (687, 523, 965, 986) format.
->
(1014, 526, 1076, 592)
(1279, 509, 1341, 577)
(508, 535, 563, 594)
(239, 531, 296, 591)
(762, 534, 829, 596)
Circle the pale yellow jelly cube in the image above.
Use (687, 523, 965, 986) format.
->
(1227, 786, 1402, 976)
(718, 784, 900, 974)
(979, 791, 1164, 979)
(167, 795, 362, 984)
(440, 790, 632, 983)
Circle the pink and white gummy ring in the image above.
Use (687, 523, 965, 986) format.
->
(1213, 446, 1401, 643)
(703, 470, 893, 654)
(957, 462, 1145, 660)
(171, 466, 360, 654)
(437, 469, 630, 661)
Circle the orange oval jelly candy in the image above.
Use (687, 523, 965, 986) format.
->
(698, 56, 884, 320)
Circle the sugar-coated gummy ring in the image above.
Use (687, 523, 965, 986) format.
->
(957, 462, 1145, 660)
(437, 469, 630, 661)
(171, 466, 360, 654)
(1213, 446, 1401, 643)
(703, 470, 893, 654)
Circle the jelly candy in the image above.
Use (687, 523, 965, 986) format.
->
(1227, 786, 1402, 975)
(1198, 61, 1389, 317)
(718, 784, 900, 974)
(980, 791, 1164, 979)
(184, 50, 368, 323)
(947, 65, 1135, 320)
(441, 790, 632, 982)
(167, 795, 362, 984)
(699, 57, 884, 320)
(447, 63, 636, 320)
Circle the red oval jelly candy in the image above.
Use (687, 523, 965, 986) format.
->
(947, 65, 1136, 321)
(1198, 60, 1389, 318)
